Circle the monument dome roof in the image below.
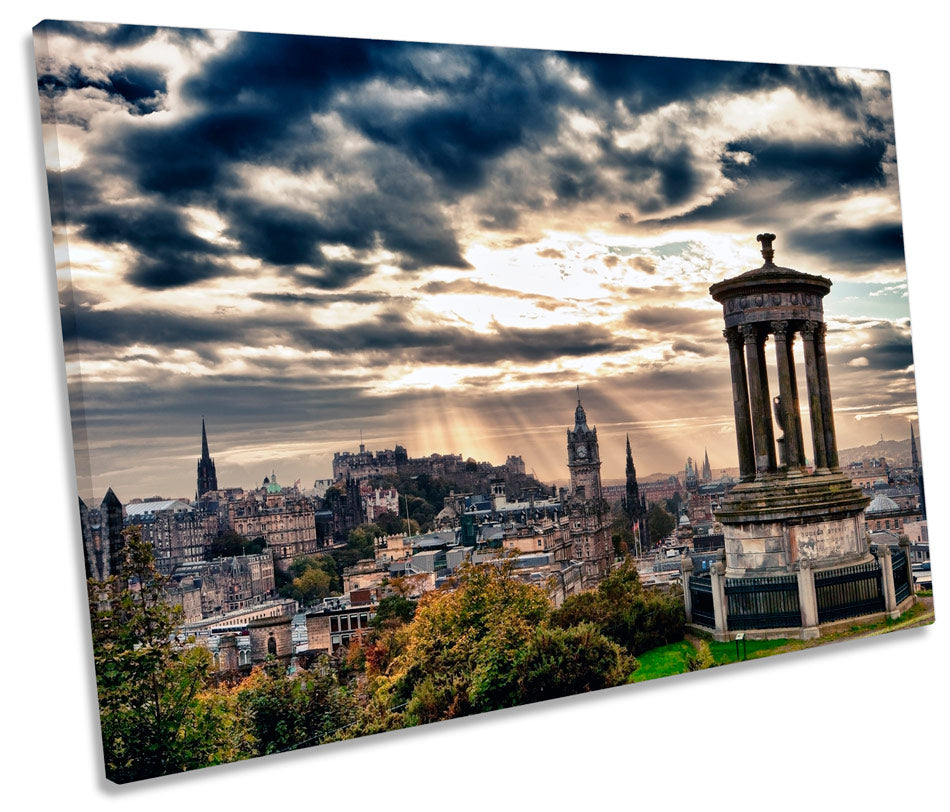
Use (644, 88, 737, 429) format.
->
(867, 494, 900, 514)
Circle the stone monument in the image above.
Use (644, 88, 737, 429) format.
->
(709, 233, 870, 578)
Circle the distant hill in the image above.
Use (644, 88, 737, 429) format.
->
(625, 437, 920, 484)
(838, 437, 917, 468)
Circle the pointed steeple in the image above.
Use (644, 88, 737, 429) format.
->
(201, 417, 210, 459)
(625, 434, 641, 522)
(911, 421, 926, 520)
(197, 417, 218, 498)
(573, 386, 589, 432)
(702, 447, 712, 481)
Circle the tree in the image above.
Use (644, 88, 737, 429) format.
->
(371, 559, 632, 725)
(550, 559, 685, 656)
(610, 508, 634, 557)
(647, 503, 676, 545)
(279, 554, 338, 604)
(206, 530, 265, 560)
(375, 510, 419, 536)
(371, 594, 416, 628)
(236, 660, 356, 757)
(90, 525, 226, 782)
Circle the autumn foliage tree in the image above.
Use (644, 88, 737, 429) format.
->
(90, 526, 222, 782)
(366, 559, 633, 728)
(550, 559, 685, 655)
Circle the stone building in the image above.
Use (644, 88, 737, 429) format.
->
(362, 486, 400, 521)
(169, 551, 276, 618)
(863, 493, 922, 535)
(565, 392, 612, 586)
(248, 615, 293, 662)
(229, 475, 323, 571)
(126, 499, 206, 575)
(305, 601, 377, 655)
(79, 487, 124, 580)
(322, 475, 366, 542)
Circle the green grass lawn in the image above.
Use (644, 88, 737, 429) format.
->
(629, 600, 932, 684)
(707, 637, 790, 665)
(630, 641, 696, 682)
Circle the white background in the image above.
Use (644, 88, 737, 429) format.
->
(3, 3, 946, 809)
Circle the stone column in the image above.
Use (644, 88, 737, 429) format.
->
(217, 633, 240, 672)
(771, 321, 803, 473)
(877, 543, 899, 619)
(741, 324, 776, 477)
(710, 557, 729, 642)
(801, 321, 828, 472)
(724, 328, 755, 481)
(815, 323, 840, 470)
(796, 560, 820, 640)
(786, 329, 807, 465)
(681, 556, 694, 623)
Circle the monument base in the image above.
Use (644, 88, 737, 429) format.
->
(716, 471, 870, 578)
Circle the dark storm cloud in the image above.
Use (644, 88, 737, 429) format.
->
(108, 68, 166, 113)
(650, 137, 890, 230)
(293, 261, 379, 290)
(341, 46, 563, 192)
(46, 168, 98, 229)
(80, 203, 228, 289)
(292, 316, 631, 365)
(828, 324, 914, 373)
(786, 222, 905, 271)
(249, 291, 405, 306)
(61, 306, 245, 351)
(36, 20, 211, 47)
(671, 339, 715, 357)
(723, 137, 888, 197)
(37, 64, 167, 116)
(122, 109, 289, 196)
(51, 28, 891, 290)
(419, 279, 538, 299)
(562, 55, 864, 118)
(625, 306, 717, 333)
(63, 303, 633, 367)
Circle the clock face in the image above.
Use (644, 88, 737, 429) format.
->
(576, 443, 588, 459)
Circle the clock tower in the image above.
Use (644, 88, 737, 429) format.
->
(565, 389, 611, 586)
(566, 389, 603, 503)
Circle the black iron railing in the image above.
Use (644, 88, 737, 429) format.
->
(689, 574, 715, 628)
(725, 574, 800, 630)
(815, 560, 884, 623)
(892, 548, 911, 604)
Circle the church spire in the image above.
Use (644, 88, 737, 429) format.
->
(911, 421, 926, 520)
(201, 416, 210, 458)
(625, 434, 641, 519)
(197, 417, 218, 498)
(910, 422, 920, 472)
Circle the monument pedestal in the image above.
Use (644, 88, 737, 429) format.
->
(717, 471, 870, 578)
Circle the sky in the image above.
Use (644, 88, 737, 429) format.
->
(35, 20, 917, 503)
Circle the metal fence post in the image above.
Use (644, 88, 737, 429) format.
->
(898, 536, 917, 600)
(796, 559, 820, 640)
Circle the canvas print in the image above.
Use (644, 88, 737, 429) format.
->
(34, 19, 934, 784)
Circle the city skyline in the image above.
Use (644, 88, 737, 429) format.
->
(37, 22, 916, 502)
